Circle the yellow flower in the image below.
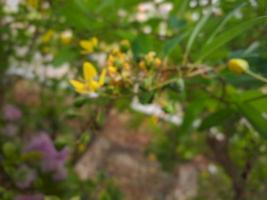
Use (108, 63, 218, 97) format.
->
(41, 29, 54, 43)
(108, 66, 117, 75)
(106, 49, 131, 83)
(139, 51, 161, 71)
(228, 58, 249, 74)
(147, 51, 156, 62)
(70, 62, 106, 94)
(79, 37, 98, 54)
(120, 40, 130, 47)
(139, 61, 146, 70)
(60, 30, 73, 45)
(155, 58, 161, 67)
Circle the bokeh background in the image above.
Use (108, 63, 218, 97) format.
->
(1, 0, 267, 200)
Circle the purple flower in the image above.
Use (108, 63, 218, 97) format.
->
(3, 104, 22, 121)
(25, 133, 68, 180)
(15, 165, 36, 189)
(15, 194, 44, 200)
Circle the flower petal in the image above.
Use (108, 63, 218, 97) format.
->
(83, 62, 97, 81)
(70, 80, 84, 90)
(69, 80, 88, 94)
(98, 69, 106, 86)
(79, 38, 98, 53)
(91, 37, 98, 46)
(89, 81, 100, 91)
(77, 88, 90, 94)
(79, 40, 92, 51)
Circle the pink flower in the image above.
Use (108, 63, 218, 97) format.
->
(25, 133, 68, 180)
(3, 104, 22, 121)
(15, 194, 44, 200)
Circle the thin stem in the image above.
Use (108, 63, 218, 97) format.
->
(149, 78, 178, 91)
(246, 70, 267, 83)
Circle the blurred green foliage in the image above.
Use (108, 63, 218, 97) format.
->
(0, 0, 267, 199)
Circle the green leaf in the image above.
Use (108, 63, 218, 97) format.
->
(54, 0, 92, 31)
(179, 100, 206, 134)
(2, 142, 17, 159)
(197, 16, 267, 61)
(138, 91, 155, 105)
(184, 9, 212, 62)
(52, 47, 77, 66)
(74, 96, 88, 107)
(132, 34, 154, 59)
(162, 32, 188, 56)
(199, 108, 235, 131)
(235, 101, 267, 138)
(171, 0, 190, 18)
(205, 2, 246, 45)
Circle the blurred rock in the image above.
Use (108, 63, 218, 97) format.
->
(75, 111, 208, 200)
(108, 152, 172, 200)
(75, 137, 111, 179)
(12, 80, 41, 106)
(166, 164, 198, 200)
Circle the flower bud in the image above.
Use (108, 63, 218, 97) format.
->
(60, 30, 73, 45)
(228, 58, 249, 74)
(120, 40, 130, 52)
(154, 58, 161, 67)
